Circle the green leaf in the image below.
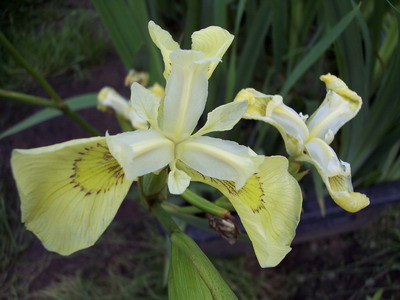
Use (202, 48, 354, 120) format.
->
(280, 4, 360, 96)
(91, 0, 163, 84)
(127, 0, 164, 84)
(169, 232, 237, 300)
(235, 1, 271, 90)
(380, 140, 400, 181)
(91, 0, 144, 68)
(271, 0, 287, 83)
(0, 93, 97, 140)
(311, 166, 326, 217)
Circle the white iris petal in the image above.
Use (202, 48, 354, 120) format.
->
(177, 136, 262, 190)
(106, 130, 174, 181)
(158, 50, 210, 141)
(304, 138, 347, 177)
(168, 167, 191, 195)
(194, 100, 248, 137)
(307, 91, 356, 142)
(130, 82, 161, 129)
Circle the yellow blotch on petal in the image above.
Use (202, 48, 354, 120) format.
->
(11, 137, 132, 255)
(179, 156, 302, 268)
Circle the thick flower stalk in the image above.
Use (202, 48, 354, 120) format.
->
(11, 22, 302, 267)
(234, 74, 369, 213)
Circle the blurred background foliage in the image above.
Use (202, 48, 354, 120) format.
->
(0, 0, 111, 91)
(1, 0, 400, 299)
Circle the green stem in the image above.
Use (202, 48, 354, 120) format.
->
(0, 89, 57, 108)
(162, 203, 202, 215)
(0, 32, 63, 104)
(151, 204, 181, 236)
(214, 196, 235, 211)
(182, 189, 230, 218)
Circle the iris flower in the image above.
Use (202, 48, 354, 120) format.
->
(11, 22, 302, 267)
(234, 74, 369, 213)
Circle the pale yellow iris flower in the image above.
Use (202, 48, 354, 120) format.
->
(11, 21, 302, 267)
(234, 74, 369, 213)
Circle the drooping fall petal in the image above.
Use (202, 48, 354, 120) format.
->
(11, 137, 132, 255)
(179, 156, 302, 267)
(303, 138, 370, 212)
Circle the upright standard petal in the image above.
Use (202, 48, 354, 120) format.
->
(191, 26, 234, 78)
(158, 50, 211, 141)
(11, 137, 132, 255)
(106, 129, 174, 181)
(234, 88, 309, 156)
(194, 100, 247, 137)
(177, 136, 263, 190)
(148, 21, 180, 79)
(179, 156, 303, 268)
(130, 82, 161, 129)
(302, 138, 370, 212)
(307, 74, 363, 143)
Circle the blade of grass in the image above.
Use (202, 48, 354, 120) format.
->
(380, 140, 400, 181)
(128, 0, 164, 84)
(91, 0, 144, 68)
(235, 1, 271, 90)
(271, 0, 286, 86)
(323, 1, 369, 163)
(352, 19, 400, 174)
(311, 166, 326, 216)
(286, 1, 319, 75)
(212, 0, 228, 28)
(0, 93, 97, 139)
(280, 5, 359, 96)
(224, 0, 246, 102)
(182, 0, 201, 48)
(0, 89, 57, 108)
